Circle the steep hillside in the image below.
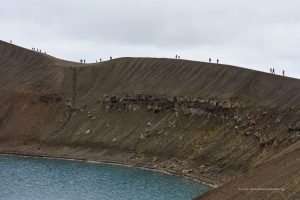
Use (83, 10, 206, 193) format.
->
(0, 40, 300, 199)
(196, 140, 300, 200)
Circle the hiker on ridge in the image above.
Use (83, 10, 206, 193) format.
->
(217, 59, 219, 64)
(283, 70, 285, 76)
(209, 58, 211, 63)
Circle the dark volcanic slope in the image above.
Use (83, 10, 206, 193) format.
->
(195, 140, 300, 200)
(1, 40, 300, 108)
(1, 40, 300, 200)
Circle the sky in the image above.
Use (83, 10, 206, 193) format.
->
(1, 0, 300, 78)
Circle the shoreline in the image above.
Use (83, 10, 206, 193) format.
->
(0, 151, 218, 188)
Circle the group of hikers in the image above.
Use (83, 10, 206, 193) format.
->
(31, 47, 42, 53)
(175, 55, 286, 76)
(176, 55, 220, 64)
(270, 68, 285, 76)
(81, 56, 113, 64)
(209, 58, 219, 64)
(6, 40, 289, 77)
(32, 47, 45, 54)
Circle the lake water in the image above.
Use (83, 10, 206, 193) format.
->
(0, 155, 209, 200)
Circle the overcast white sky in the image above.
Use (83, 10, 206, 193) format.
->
(1, 0, 300, 78)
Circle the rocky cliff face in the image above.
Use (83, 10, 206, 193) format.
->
(0, 40, 300, 199)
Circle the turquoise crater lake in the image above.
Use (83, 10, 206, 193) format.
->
(0, 155, 209, 200)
